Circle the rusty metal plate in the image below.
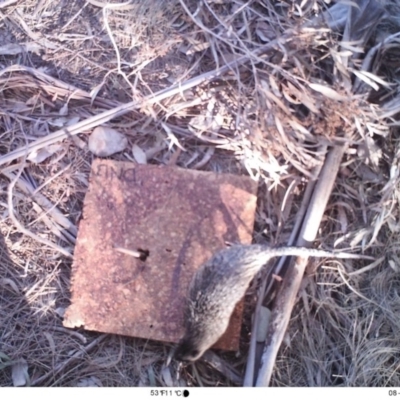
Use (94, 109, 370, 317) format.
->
(64, 159, 258, 351)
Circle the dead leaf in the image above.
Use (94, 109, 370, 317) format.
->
(365, 137, 382, 167)
(28, 143, 63, 164)
(49, 117, 69, 127)
(388, 259, 400, 273)
(185, 41, 210, 55)
(261, 81, 291, 115)
(145, 144, 165, 161)
(12, 358, 29, 387)
(184, 36, 210, 55)
(59, 103, 68, 116)
(147, 365, 156, 387)
(309, 83, 348, 101)
(355, 164, 382, 182)
(161, 365, 174, 387)
(0, 352, 10, 362)
(255, 21, 276, 42)
(12, 101, 31, 112)
(138, 373, 148, 386)
(66, 116, 80, 126)
(0, 42, 41, 55)
(90, 82, 105, 104)
(387, 215, 400, 233)
(72, 135, 87, 150)
(132, 144, 147, 164)
(288, 120, 313, 137)
(0, 278, 19, 294)
(283, 331, 291, 348)
(348, 228, 370, 247)
(286, 82, 319, 113)
(55, 307, 66, 318)
(256, 306, 271, 342)
(76, 376, 102, 387)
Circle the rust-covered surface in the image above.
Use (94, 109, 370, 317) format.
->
(64, 159, 258, 351)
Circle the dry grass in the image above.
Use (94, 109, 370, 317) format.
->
(0, 0, 400, 387)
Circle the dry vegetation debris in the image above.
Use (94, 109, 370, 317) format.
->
(0, 0, 400, 387)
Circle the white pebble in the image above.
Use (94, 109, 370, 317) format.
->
(88, 126, 127, 157)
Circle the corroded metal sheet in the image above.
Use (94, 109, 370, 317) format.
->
(64, 159, 257, 351)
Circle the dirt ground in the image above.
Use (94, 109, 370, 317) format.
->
(1, 0, 400, 387)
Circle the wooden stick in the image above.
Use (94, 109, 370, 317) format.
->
(298, 145, 347, 244)
(243, 145, 328, 386)
(255, 145, 347, 386)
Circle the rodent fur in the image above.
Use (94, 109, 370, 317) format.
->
(174, 244, 369, 362)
